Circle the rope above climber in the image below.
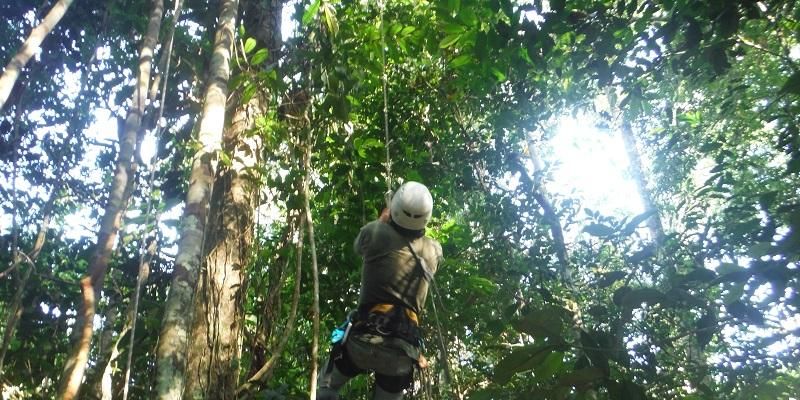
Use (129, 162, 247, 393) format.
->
(317, 181, 444, 400)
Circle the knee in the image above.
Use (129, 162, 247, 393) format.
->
(373, 384, 404, 400)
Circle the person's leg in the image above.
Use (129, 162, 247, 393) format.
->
(317, 360, 352, 400)
(317, 344, 363, 400)
(373, 371, 412, 400)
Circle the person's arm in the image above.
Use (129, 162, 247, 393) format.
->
(353, 221, 377, 256)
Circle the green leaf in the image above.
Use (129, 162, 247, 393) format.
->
(535, 351, 564, 380)
(447, 0, 461, 15)
(442, 22, 465, 35)
(607, 380, 648, 400)
(467, 276, 497, 294)
(680, 268, 718, 284)
(490, 67, 506, 81)
(439, 33, 461, 48)
(713, 263, 753, 284)
(241, 83, 257, 104)
(494, 345, 554, 384)
(322, 3, 338, 36)
(244, 38, 257, 54)
(628, 245, 655, 264)
(512, 305, 571, 340)
(303, 0, 321, 26)
(449, 54, 472, 68)
(353, 137, 383, 158)
(556, 367, 606, 387)
(333, 96, 351, 120)
(621, 288, 665, 309)
(250, 48, 269, 65)
(621, 210, 657, 235)
(584, 223, 616, 237)
(596, 271, 626, 288)
(399, 26, 416, 36)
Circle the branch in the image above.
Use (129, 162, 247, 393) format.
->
(507, 154, 571, 283)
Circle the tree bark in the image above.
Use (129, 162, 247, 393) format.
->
(182, 1, 282, 397)
(155, 0, 238, 397)
(56, 0, 164, 398)
(0, 0, 75, 111)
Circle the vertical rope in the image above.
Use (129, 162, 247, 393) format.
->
(379, 0, 391, 192)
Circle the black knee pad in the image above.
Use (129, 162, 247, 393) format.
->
(375, 372, 412, 394)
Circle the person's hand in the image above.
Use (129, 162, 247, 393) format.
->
(379, 207, 390, 223)
(417, 353, 429, 369)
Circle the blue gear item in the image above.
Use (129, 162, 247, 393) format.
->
(330, 327, 346, 344)
(329, 311, 356, 344)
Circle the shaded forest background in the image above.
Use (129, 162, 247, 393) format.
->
(1, 0, 799, 398)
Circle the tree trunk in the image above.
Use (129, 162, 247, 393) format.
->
(620, 121, 666, 245)
(155, 0, 238, 397)
(56, 0, 164, 398)
(0, 0, 75, 111)
(182, 1, 282, 397)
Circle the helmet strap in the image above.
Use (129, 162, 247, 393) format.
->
(389, 219, 424, 238)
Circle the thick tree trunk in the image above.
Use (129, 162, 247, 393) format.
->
(154, 0, 238, 397)
(183, 156, 255, 398)
(182, 1, 282, 397)
(56, 1, 164, 398)
(0, 0, 74, 111)
(620, 121, 666, 245)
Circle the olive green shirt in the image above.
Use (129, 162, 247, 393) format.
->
(354, 220, 443, 315)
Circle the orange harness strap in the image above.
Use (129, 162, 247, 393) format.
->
(368, 303, 419, 326)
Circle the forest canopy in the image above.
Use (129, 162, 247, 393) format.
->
(1, 0, 799, 399)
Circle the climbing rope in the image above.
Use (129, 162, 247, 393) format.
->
(375, 3, 457, 398)
(379, 0, 391, 192)
(376, 3, 454, 398)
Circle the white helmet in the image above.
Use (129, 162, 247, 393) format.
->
(390, 181, 433, 230)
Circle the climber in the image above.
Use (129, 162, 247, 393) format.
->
(317, 181, 443, 400)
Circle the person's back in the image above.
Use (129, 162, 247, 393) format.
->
(356, 219, 441, 315)
(317, 182, 443, 400)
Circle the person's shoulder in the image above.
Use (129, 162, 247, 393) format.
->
(361, 220, 384, 232)
(358, 220, 391, 240)
(422, 235, 443, 257)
